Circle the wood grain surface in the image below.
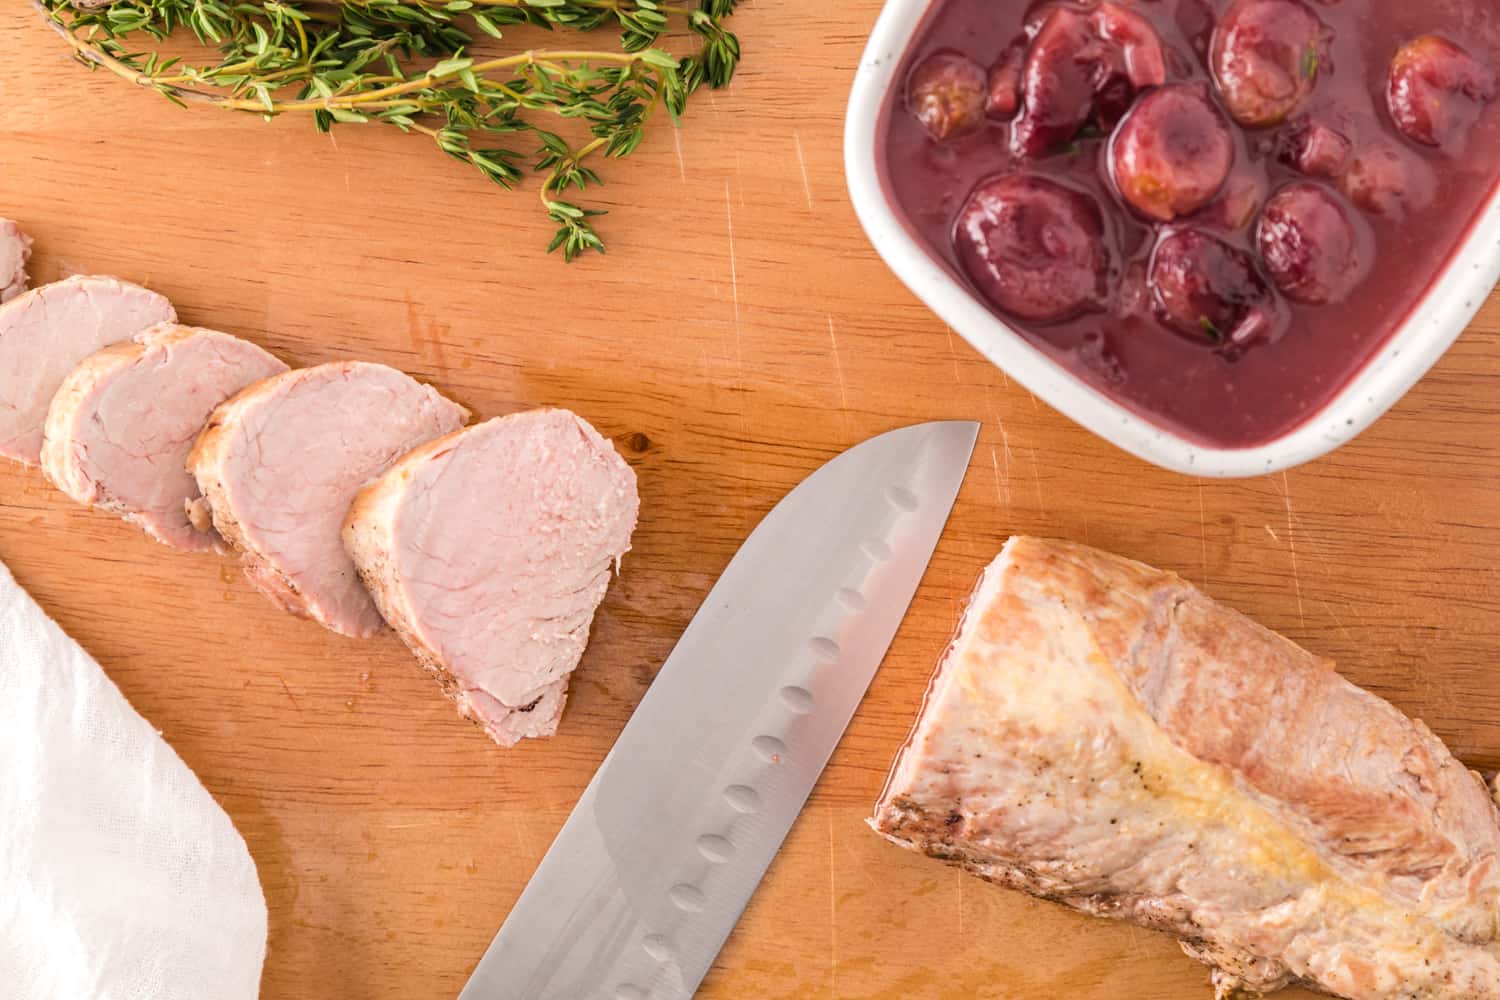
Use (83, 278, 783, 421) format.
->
(5, 5, 1500, 998)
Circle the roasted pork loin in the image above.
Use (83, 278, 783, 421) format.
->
(42, 324, 288, 551)
(0, 276, 175, 465)
(873, 537, 1500, 1000)
(188, 361, 468, 637)
(0, 219, 32, 302)
(343, 409, 639, 746)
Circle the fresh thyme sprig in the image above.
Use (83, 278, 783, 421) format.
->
(38, 0, 742, 260)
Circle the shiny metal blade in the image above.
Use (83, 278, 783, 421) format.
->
(458, 421, 979, 1000)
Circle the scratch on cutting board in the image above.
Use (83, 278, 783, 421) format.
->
(671, 127, 686, 181)
(1265, 524, 1280, 542)
(1273, 474, 1358, 640)
(999, 426, 1015, 506)
(1316, 595, 1357, 645)
(277, 676, 302, 713)
(943, 325, 964, 385)
(1279, 471, 1305, 627)
(1277, 495, 1362, 589)
(956, 868, 965, 939)
(722, 180, 752, 521)
(1029, 447, 1046, 515)
(827, 807, 838, 998)
(989, 444, 1011, 508)
(1279, 502, 1369, 634)
(827, 316, 849, 411)
(979, 382, 1015, 512)
(724, 180, 743, 362)
(793, 131, 814, 210)
(1197, 482, 1209, 585)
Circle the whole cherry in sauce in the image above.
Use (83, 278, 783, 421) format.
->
(1258, 183, 1371, 305)
(1012, 3, 1166, 157)
(1210, 0, 1329, 127)
(1148, 228, 1284, 347)
(1109, 84, 1235, 221)
(1387, 36, 1498, 151)
(907, 50, 989, 140)
(954, 174, 1109, 323)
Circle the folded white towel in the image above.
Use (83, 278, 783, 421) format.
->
(0, 559, 267, 1000)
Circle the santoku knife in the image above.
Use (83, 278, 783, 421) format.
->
(458, 420, 979, 1000)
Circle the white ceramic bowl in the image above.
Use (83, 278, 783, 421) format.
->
(844, 0, 1500, 478)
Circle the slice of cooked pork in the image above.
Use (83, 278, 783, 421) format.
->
(1, 219, 32, 302)
(873, 537, 1500, 1000)
(188, 361, 468, 638)
(0, 275, 176, 465)
(343, 409, 638, 747)
(41, 323, 288, 551)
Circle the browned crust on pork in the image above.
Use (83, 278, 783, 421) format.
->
(343, 468, 438, 673)
(43, 323, 260, 554)
(872, 798, 1308, 998)
(341, 425, 561, 742)
(41, 339, 148, 508)
(341, 432, 442, 659)
(186, 374, 313, 618)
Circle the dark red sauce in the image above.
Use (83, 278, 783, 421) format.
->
(881, 0, 1500, 448)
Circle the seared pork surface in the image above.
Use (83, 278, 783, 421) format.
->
(42, 324, 288, 551)
(873, 537, 1500, 1000)
(0, 275, 175, 465)
(188, 362, 467, 638)
(0, 220, 32, 302)
(343, 409, 638, 746)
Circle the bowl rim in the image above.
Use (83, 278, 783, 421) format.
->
(844, 0, 1500, 478)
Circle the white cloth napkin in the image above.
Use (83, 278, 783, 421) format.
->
(0, 559, 268, 1000)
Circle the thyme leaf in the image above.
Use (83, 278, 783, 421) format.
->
(1300, 40, 1320, 81)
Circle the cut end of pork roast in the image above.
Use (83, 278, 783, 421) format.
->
(0, 275, 176, 465)
(1, 219, 33, 302)
(873, 536, 1500, 1000)
(342, 408, 639, 747)
(41, 323, 288, 551)
(188, 361, 469, 638)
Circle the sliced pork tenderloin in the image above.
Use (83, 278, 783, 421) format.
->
(0, 275, 176, 465)
(41, 324, 288, 551)
(188, 361, 468, 638)
(343, 409, 639, 747)
(1, 220, 32, 302)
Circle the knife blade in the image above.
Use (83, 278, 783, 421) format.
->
(458, 420, 979, 1000)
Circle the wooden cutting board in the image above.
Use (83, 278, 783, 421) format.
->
(4, 5, 1499, 998)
